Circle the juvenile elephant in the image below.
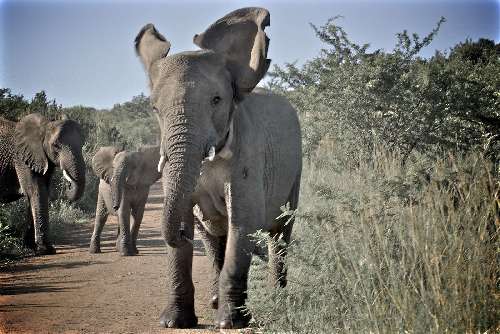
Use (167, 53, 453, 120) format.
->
(0, 113, 86, 255)
(135, 7, 302, 329)
(89, 145, 161, 256)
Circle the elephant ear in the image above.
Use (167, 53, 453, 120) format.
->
(15, 113, 50, 174)
(135, 23, 171, 76)
(193, 7, 271, 95)
(92, 146, 122, 183)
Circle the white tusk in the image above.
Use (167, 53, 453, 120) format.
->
(207, 146, 216, 162)
(63, 170, 73, 183)
(158, 155, 166, 173)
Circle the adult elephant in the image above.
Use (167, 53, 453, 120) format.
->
(89, 145, 161, 256)
(135, 7, 302, 329)
(0, 113, 86, 255)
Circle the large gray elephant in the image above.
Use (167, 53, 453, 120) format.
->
(89, 145, 161, 256)
(0, 113, 86, 255)
(135, 7, 302, 329)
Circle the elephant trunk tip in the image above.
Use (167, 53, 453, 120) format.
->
(63, 169, 85, 202)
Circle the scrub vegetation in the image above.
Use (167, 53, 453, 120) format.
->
(0, 16, 498, 333)
(247, 18, 499, 333)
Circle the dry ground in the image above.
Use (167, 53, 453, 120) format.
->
(0, 183, 240, 334)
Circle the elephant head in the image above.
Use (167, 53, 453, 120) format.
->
(92, 145, 161, 210)
(15, 113, 86, 201)
(135, 7, 270, 247)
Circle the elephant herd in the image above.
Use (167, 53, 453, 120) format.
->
(0, 7, 302, 329)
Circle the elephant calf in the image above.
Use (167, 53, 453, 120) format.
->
(0, 113, 86, 255)
(89, 145, 161, 256)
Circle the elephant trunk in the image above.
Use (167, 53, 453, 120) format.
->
(111, 153, 129, 211)
(60, 148, 86, 202)
(160, 110, 204, 248)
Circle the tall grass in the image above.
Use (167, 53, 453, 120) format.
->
(248, 142, 499, 333)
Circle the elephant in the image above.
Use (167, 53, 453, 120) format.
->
(89, 145, 161, 256)
(0, 113, 86, 255)
(135, 7, 302, 329)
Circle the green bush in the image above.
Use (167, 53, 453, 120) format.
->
(48, 199, 88, 241)
(0, 200, 30, 260)
(268, 18, 500, 164)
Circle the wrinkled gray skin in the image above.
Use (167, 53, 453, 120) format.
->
(89, 145, 161, 256)
(0, 113, 86, 255)
(136, 7, 302, 329)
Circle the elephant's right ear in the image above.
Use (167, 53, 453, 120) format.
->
(15, 113, 49, 174)
(92, 146, 121, 183)
(135, 24, 171, 74)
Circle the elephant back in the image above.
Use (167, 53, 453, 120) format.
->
(0, 118, 16, 175)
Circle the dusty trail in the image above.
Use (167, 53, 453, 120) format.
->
(0, 183, 229, 334)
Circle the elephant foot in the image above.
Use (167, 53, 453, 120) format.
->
(118, 248, 136, 256)
(89, 240, 101, 254)
(132, 246, 139, 255)
(217, 305, 251, 329)
(116, 239, 136, 256)
(210, 294, 218, 309)
(36, 244, 56, 256)
(159, 306, 198, 328)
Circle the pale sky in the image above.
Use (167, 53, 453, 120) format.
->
(1, 0, 498, 109)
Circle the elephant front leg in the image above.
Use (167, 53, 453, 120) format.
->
(160, 213, 198, 328)
(195, 218, 226, 309)
(116, 201, 134, 256)
(217, 227, 256, 329)
(216, 182, 264, 329)
(29, 177, 55, 255)
(130, 198, 147, 255)
(23, 206, 36, 251)
(89, 192, 108, 254)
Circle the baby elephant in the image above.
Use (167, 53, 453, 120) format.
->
(89, 145, 161, 256)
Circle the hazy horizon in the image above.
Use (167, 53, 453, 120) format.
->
(1, 0, 498, 109)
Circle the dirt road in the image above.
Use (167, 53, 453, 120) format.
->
(0, 183, 229, 334)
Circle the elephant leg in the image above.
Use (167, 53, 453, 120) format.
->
(216, 185, 265, 329)
(89, 191, 109, 254)
(29, 177, 55, 255)
(216, 227, 256, 329)
(268, 177, 299, 288)
(130, 197, 147, 255)
(195, 218, 226, 309)
(116, 200, 134, 256)
(23, 205, 36, 251)
(160, 212, 198, 329)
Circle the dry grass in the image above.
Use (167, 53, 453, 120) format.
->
(248, 142, 499, 333)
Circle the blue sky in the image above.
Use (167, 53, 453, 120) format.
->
(1, 0, 498, 109)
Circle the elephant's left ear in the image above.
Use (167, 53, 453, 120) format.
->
(15, 113, 49, 174)
(193, 7, 271, 96)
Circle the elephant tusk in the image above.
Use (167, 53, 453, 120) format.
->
(158, 155, 166, 173)
(63, 170, 74, 183)
(206, 146, 216, 162)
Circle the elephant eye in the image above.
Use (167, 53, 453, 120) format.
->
(211, 96, 222, 106)
(152, 107, 159, 113)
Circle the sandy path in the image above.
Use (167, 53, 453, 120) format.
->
(0, 183, 232, 334)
